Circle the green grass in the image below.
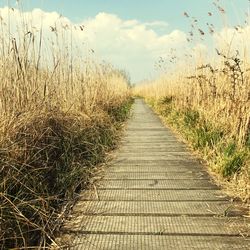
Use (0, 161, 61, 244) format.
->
(106, 97, 134, 123)
(221, 151, 247, 177)
(149, 97, 249, 179)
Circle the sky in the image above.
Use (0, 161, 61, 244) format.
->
(0, 0, 249, 82)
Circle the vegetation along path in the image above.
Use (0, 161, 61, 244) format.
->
(59, 99, 250, 249)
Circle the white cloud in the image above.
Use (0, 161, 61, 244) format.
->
(0, 7, 188, 82)
(213, 25, 250, 58)
(144, 21, 169, 28)
(78, 12, 187, 81)
(192, 43, 208, 57)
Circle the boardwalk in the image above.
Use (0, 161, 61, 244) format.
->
(60, 99, 250, 249)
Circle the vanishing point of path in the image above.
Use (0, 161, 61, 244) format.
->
(60, 99, 250, 249)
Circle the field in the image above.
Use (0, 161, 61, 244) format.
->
(1, 1, 250, 249)
(134, 5, 250, 201)
(0, 7, 131, 249)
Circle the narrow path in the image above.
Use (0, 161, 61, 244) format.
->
(60, 99, 250, 249)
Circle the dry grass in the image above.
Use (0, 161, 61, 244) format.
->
(135, 57, 250, 201)
(134, 5, 250, 201)
(135, 55, 250, 146)
(0, 7, 131, 249)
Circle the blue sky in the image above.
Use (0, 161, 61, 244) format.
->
(3, 0, 248, 30)
(0, 0, 249, 82)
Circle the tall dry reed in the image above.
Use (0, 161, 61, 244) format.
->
(0, 6, 131, 249)
(134, 3, 250, 200)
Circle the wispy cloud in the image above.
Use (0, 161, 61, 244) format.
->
(144, 21, 169, 27)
